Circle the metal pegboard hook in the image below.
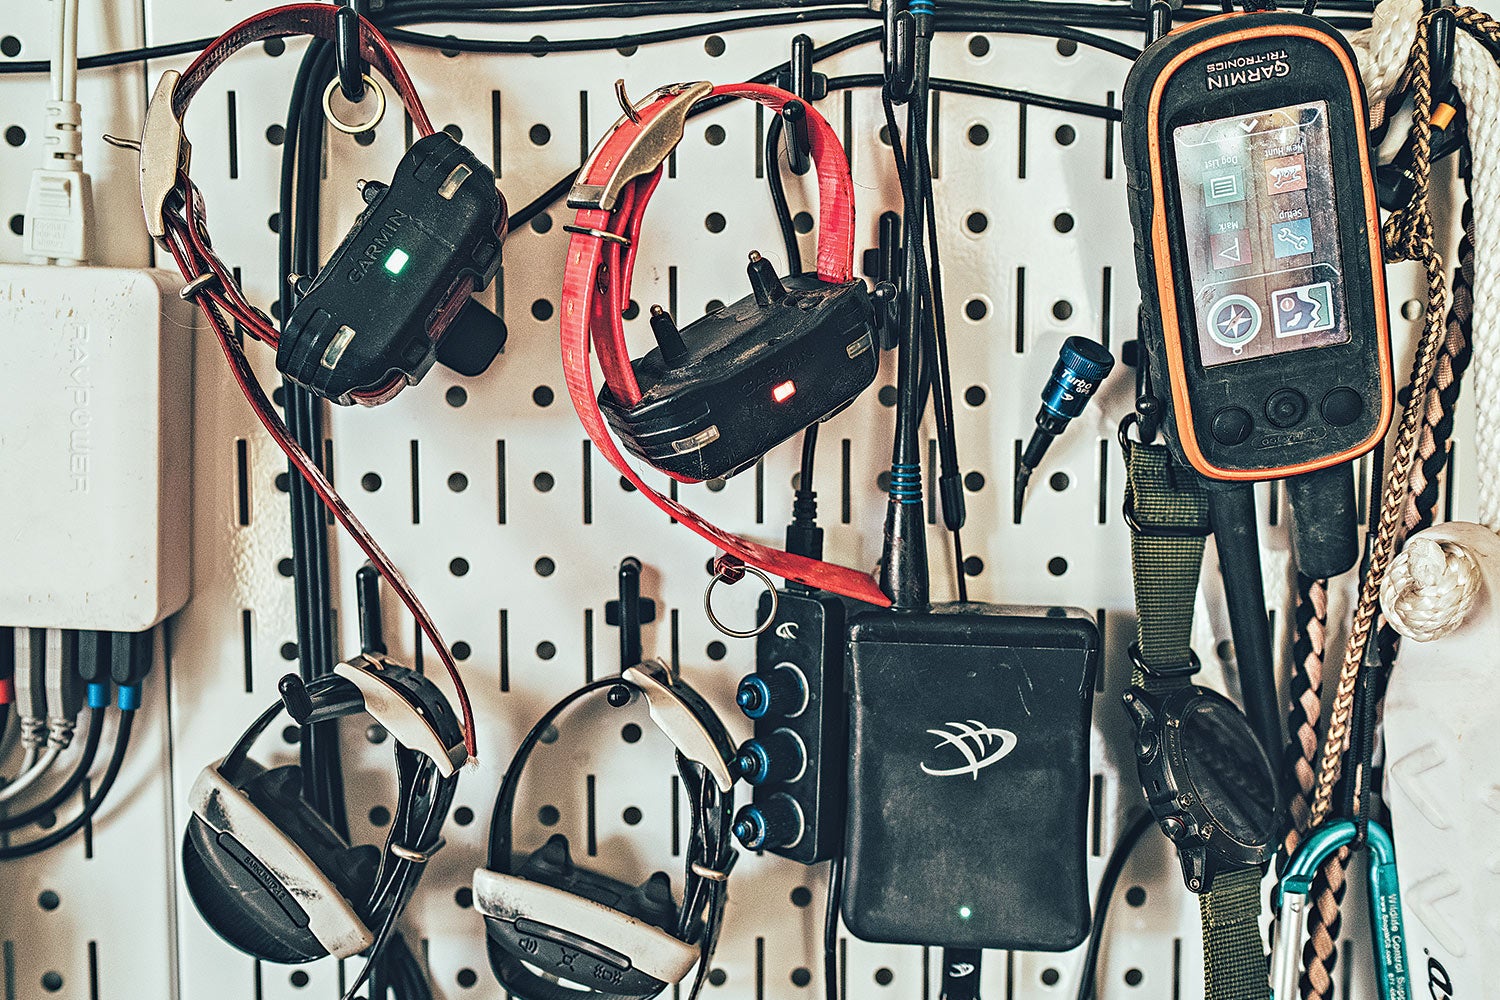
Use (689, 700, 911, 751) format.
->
(336, 1, 368, 104)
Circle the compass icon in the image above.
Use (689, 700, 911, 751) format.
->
(1205, 294, 1262, 351)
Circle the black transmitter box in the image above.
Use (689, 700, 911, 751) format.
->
(600, 259, 877, 482)
(278, 131, 508, 406)
(843, 604, 1099, 951)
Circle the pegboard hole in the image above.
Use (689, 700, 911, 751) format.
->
(532, 299, 555, 321)
(443, 124, 464, 142)
(289, 970, 308, 988)
(534, 472, 555, 493)
(623, 300, 640, 320)
(790, 887, 812, 908)
(878, 125, 892, 146)
(369, 805, 391, 827)
(529, 123, 551, 146)
(266, 124, 285, 145)
(536, 641, 557, 660)
(9, 214, 24, 236)
(457, 969, 479, 989)
(705, 124, 726, 146)
(366, 725, 387, 744)
(1050, 471, 1071, 492)
(277, 557, 295, 578)
(708, 969, 728, 987)
(964, 297, 988, 321)
(791, 968, 812, 988)
(1048, 556, 1068, 576)
(263, 38, 286, 57)
(5, 125, 25, 146)
(620, 476, 636, 492)
(967, 35, 991, 57)
(878, 385, 898, 407)
(793, 211, 814, 234)
(876, 471, 892, 492)
(1124, 969, 1144, 987)
(1055, 124, 1076, 146)
(448, 472, 469, 493)
(967, 123, 989, 146)
(1054, 212, 1076, 233)
(704, 35, 726, 56)
(1216, 639, 1234, 661)
(361, 472, 382, 492)
(538, 804, 561, 825)
(450, 557, 470, 577)
(438, 36, 461, 57)
(966, 212, 989, 234)
(454, 806, 475, 826)
(531, 213, 553, 234)
(706, 641, 727, 661)
(622, 723, 642, 743)
(1056, 39, 1078, 57)
(618, 45, 638, 57)
(703, 478, 725, 493)
(1053, 300, 1074, 321)
(354, 129, 376, 147)
(452, 641, 471, 661)
(705, 212, 727, 233)
(272, 387, 286, 408)
(706, 299, 725, 313)
(41, 973, 63, 994)
(964, 385, 987, 407)
(446, 386, 468, 407)
(623, 806, 643, 825)
(529, 35, 548, 56)
(455, 887, 473, 908)
(37, 891, 59, 911)
(1125, 885, 1147, 907)
(269, 300, 282, 322)
(535, 557, 556, 577)
(0, 37, 22, 58)
(964, 471, 985, 492)
(35, 811, 58, 830)
(275, 472, 290, 493)
(280, 642, 298, 662)
(1040, 968, 1060, 986)
(875, 968, 895, 986)
(964, 556, 984, 577)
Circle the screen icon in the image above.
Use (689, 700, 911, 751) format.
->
(1271, 217, 1313, 258)
(1271, 282, 1336, 337)
(1203, 166, 1245, 206)
(1210, 232, 1251, 270)
(1265, 154, 1308, 193)
(1206, 294, 1262, 350)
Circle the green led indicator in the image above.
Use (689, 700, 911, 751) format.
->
(384, 248, 410, 275)
(958, 906, 972, 920)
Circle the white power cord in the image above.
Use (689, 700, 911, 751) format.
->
(23, 0, 92, 265)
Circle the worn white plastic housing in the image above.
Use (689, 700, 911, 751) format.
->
(1383, 521, 1500, 999)
(0, 263, 195, 630)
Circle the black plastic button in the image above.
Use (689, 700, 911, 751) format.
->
(1210, 406, 1253, 445)
(1321, 387, 1363, 427)
(1264, 388, 1307, 428)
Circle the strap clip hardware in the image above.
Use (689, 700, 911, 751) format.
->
(1128, 641, 1201, 679)
(567, 80, 713, 212)
(140, 70, 190, 239)
(1122, 487, 1211, 538)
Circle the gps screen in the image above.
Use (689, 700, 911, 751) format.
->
(1172, 100, 1351, 369)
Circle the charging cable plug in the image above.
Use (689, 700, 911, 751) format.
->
(44, 629, 82, 749)
(1015, 336, 1116, 512)
(12, 629, 49, 756)
(24, 99, 94, 265)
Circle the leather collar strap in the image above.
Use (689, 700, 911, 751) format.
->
(560, 82, 890, 607)
(1123, 436, 1267, 1000)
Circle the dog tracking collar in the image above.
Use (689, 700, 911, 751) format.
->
(183, 655, 460, 998)
(475, 661, 738, 1000)
(559, 81, 890, 608)
(1117, 424, 1280, 1000)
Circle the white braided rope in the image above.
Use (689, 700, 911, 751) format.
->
(1380, 535, 1482, 639)
(1352, 0, 1422, 105)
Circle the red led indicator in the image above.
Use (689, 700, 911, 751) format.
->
(772, 380, 797, 403)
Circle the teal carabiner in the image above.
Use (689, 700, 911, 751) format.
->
(1271, 820, 1411, 1000)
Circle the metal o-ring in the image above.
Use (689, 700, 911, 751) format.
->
(322, 74, 385, 134)
(702, 565, 778, 639)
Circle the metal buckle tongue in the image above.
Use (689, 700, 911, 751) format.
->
(139, 70, 191, 240)
(568, 80, 714, 212)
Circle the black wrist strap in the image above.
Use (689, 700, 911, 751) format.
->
(1123, 435, 1267, 1000)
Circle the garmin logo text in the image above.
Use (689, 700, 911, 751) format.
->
(348, 209, 411, 284)
(1205, 51, 1291, 90)
(920, 721, 1017, 779)
(65, 322, 91, 493)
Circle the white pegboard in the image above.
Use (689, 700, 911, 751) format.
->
(0, 2, 1475, 999)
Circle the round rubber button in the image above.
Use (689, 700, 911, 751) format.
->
(1321, 387, 1363, 427)
(1210, 406, 1253, 446)
(1264, 388, 1307, 428)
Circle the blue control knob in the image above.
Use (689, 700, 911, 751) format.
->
(733, 729, 807, 785)
(732, 793, 805, 850)
(735, 664, 808, 720)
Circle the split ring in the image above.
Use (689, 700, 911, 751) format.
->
(703, 564, 778, 639)
(322, 74, 386, 134)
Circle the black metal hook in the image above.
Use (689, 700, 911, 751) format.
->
(604, 557, 657, 673)
(777, 35, 824, 175)
(356, 562, 386, 655)
(336, 1, 368, 104)
(862, 210, 904, 349)
(883, 0, 915, 104)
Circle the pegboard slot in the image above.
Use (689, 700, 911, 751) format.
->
(241, 609, 254, 693)
(1095, 609, 1108, 692)
(497, 439, 508, 524)
(226, 92, 239, 180)
(4, 938, 15, 1000)
(1097, 438, 1109, 524)
(1017, 102, 1028, 179)
(234, 438, 250, 526)
(755, 457, 765, 524)
(1014, 266, 1026, 353)
(583, 441, 594, 524)
(840, 438, 851, 523)
(87, 940, 99, 1000)
(929, 91, 942, 177)
(669, 609, 680, 670)
(1103, 91, 1117, 179)
(1444, 441, 1457, 522)
(1012, 440, 1024, 524)
(586, 774, 598, 855)
(1100, 266, 1113, 347)
(579, 90, 589, 163)
(670, 774, 681, 856)
(1091, 773, 1104, 856)
(410, 440, 422, 523)
(82, 778, 95, 857)
(584, 608, 595, 681)
(499, 609, 510, 692)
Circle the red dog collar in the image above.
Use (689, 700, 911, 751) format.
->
(560, 82, 890, 608)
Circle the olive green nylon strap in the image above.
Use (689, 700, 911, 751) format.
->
(1124, 438, 1209, 694)
(1124, 439, 1267, 1000)
(1199, 867, 1269, 1000)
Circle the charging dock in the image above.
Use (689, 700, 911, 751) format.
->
(0, 264, 195, 630)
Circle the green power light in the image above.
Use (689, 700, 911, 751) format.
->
(958, 906, 972, 920)
(384, 248, 410, 276)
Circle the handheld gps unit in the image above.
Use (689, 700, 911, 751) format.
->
(1123, 11, 1393, 482)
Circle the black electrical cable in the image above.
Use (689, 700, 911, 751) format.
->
(824, 853, 843, 1000)
(764, 113, 804, 274)
(0, 710, 135, 861)
(0, 706, 104, 832)
(1071, 811, 1153, 1000)
(827, 73, 1121, 120)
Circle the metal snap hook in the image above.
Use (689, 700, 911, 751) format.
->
(703, 561, 778, 639)
(614, 79, 642, 124)
(322, 74, 385, 135)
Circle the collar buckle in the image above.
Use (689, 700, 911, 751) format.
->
(568, 80, 713, 212)
(140, 70, 191, 240)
